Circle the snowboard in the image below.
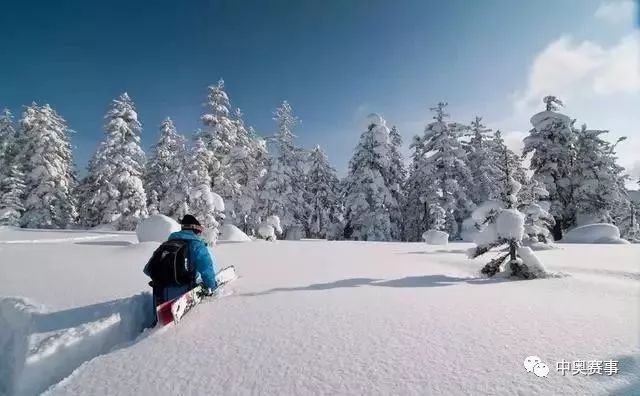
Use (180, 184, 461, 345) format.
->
(156, 265, 237, 327)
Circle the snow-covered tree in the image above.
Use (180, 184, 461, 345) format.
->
(0, 109, 18, 173)
(257, 101, 309, 238)
(466, 116, 502, 204)
(185, 137, 223, 243)
(0, 165, 26, 226)
(404, 135, 439, 241)
(572, 125, 628, 226)
(200, 79, 238, 200)
(523, 96, 577, 240)
(343, 113, 396, 241)
(518, 177, 555, 244)
(386, 126, 407, 240)
(227, 109, 269, 232)
(78, 93, 147, 230)
(145, 118, 187, 214)
(305, 145, 342, 239)
(412, 103, 474, 238)
(18, 104, 78, 229)
(468, 140, 546, 279)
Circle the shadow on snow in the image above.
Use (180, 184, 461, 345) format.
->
(0, 293, 154, 396)
(241, 274, 507, 297)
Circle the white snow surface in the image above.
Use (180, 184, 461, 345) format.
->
(135, 215, 180, 243)
(422, 229, 449, 245)
(0, 228, 638, 395)
(218, 224, 252, 242)
(561, 223, 630, 244)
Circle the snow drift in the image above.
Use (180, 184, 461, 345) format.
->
(219, 224, 252, 242)
(560, 223, 629, 244)
(135, 215, 180, 243)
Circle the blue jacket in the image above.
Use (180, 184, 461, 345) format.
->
(146, 230, 218, 302)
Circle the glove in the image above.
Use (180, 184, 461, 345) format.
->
(202, 287, 215, 297)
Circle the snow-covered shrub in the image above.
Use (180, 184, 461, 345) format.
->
(468, 143, 546, 280)
(136, 215, 180, 243)
(422, 230, 449, 245)
(560, 223, 629, 244)
(257, 215, 282, 241)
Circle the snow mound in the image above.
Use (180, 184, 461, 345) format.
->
(496, 209, 524, 240)
(219, 224, 252, 242)
(422, 230, 449, 245)
(135, 215, 180, 243)
(560, 223, 629, 244)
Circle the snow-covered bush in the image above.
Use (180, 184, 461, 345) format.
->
(560, 223, 629, 244)
(136, 214, 180, 243)
(257, 215, 282, 241)
(422, 230, 449, 245)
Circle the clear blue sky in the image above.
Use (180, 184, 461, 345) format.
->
(0, 0, 631, 176)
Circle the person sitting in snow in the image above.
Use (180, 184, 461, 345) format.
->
(144, 214, 218, 307)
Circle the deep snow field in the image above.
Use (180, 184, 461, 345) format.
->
(0, 227, 638, 395)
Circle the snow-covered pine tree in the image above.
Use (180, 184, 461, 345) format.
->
(403, 134, 439, 241)
(200, 79, 238, 203)
(491, 130, 527, 186)
(468, 138, 546, 279)
(467, 116, 502, 204)
(343, 113, 396, 241)
(186, 136, 223, 243)
(78, 93, 147, 230)
(227, 108, 269, 232)
(145, 118, 186, 214)
(305, 145, 342, 239)
(18, 104, 78, 229)
(415, 102, 474, 238)
(157, 131, 193, 221)
(518, 177, 555, 244)
(0, 109, 17, 174)
(257, 101, 309, 238)
(0, 165, 26, 226)
(386, 126, 407, 240)
(523, 96, 577, 240)
(572, 124, 629, 227)
(0, 109, 25, 225)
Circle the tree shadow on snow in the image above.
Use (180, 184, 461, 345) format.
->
(74, 240, 134, 246)
(241, 277, 383, 296)
(404, 249, 468, 255)
(370, 275, 508, 288)
(242, 275, 507, 297)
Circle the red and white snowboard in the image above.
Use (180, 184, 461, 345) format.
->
(156, 265, 237, 327)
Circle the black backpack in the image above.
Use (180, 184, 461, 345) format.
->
(145, 239, 195, 287)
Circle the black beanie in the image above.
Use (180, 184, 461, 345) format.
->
(181, 214, 201, 226)
(180, 214, 203, 233)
